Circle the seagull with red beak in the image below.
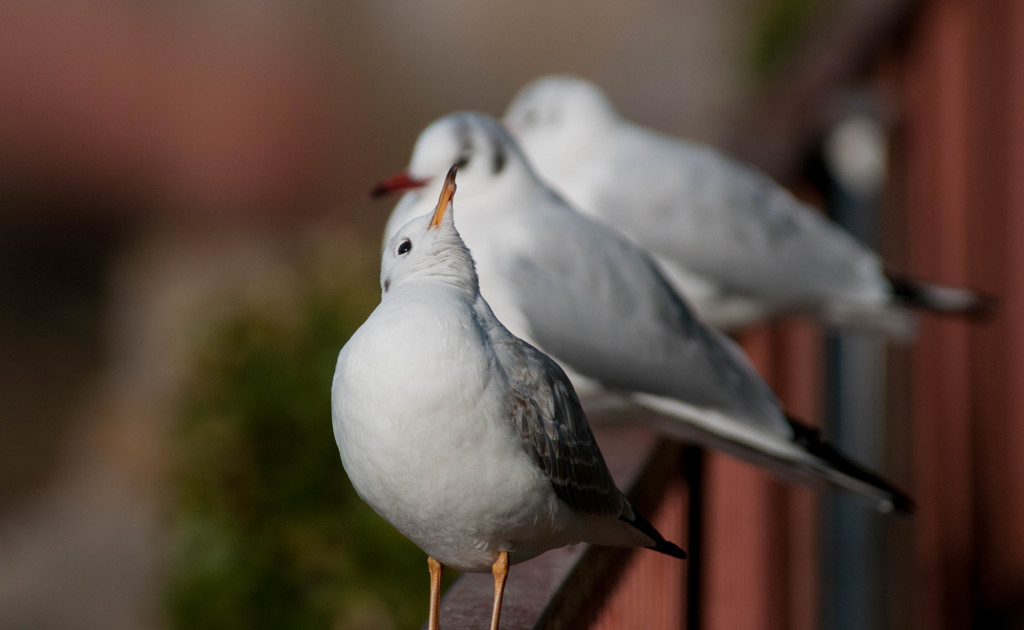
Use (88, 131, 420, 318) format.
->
(368, 112, 913, 515)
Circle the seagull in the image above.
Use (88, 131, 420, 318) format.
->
(333, 166, 686, 630)
(503, 75, 986, 336)
(369, 112, 913, 515)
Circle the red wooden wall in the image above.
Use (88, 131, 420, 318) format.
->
(703, 316, 824, 630)
(900, 0, 1024, 626)
(698, 0, 1024, 628)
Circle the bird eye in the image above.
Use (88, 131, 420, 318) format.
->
(456, 154, 471, 169)
(397, 239, 412, 255)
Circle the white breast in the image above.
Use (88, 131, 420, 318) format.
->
(331, 286, 574, 572)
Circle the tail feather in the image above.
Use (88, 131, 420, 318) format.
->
(787, 417, 914, 516)
(887, 273, 992, 317)
(621, 510, 687, 559)
(627, 394, 914, 515)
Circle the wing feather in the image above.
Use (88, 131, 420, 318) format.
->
(491, 331, 625, 517)
(501, 202, 792, 438)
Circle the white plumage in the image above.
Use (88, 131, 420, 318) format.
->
(334, 167, 683, 628)
(374, 113, 912, 514)
(504, 75, 983, 336)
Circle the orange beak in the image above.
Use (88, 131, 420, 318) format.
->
(428, 165, 459, 230)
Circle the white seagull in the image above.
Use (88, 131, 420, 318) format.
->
(333, 166, 686, 630)
(503, 75, 986, 336)
(369, 112, 913, 515)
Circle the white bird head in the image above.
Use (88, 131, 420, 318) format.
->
(380, 165, 479, 297)
(504, 75, 619, 166)
(369, 112, 535, 207)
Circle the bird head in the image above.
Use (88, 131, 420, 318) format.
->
(369, 112, 533, 206)
(380, 164, 479, 296)
(504, 75, 618, 169)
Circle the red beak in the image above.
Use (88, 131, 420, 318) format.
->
(366, 171, 429, 200)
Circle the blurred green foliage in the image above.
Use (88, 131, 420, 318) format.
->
(747, 0, 823, 80)
(166, 241, 453, 630)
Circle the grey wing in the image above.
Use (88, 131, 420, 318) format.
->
(505, 204, 790, 437)
(600, 130, 887, 304)
(494, 334, 625, 517)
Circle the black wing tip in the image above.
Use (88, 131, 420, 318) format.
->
(786, 415, 916, 518)
(621, 511, 687, 560)
(964, 293, 998, 321)
(886, 272, 996, 319)
(651, 539, 689, 560)
(886, 491, 916, 518)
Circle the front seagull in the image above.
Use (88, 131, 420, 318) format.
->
(370, 112, 913, 515)
(504, 75, 987, 336)
(333, 166, 685, 630)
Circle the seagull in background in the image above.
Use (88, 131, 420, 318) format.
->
(334, 166, 685, 630)
(504, 75, 987, 337)
(369, 112, 913, 515)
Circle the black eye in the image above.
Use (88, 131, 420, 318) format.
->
(397, 239, 412, 255)
(456, 154, 470, 169)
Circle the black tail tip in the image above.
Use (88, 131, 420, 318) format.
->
(886, 272, 996, 319)
(623, 511, 687, 560)
(651, 539, 688, 560)
(787, 415, 916, 518)
(964, 293, 998, 320)
(880, 491, 916, 518)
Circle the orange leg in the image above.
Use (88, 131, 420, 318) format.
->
(427, 556, 444, 630)
(489, 551, 509, 630)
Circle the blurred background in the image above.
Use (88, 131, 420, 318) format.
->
(1, 1, 1021, 629)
